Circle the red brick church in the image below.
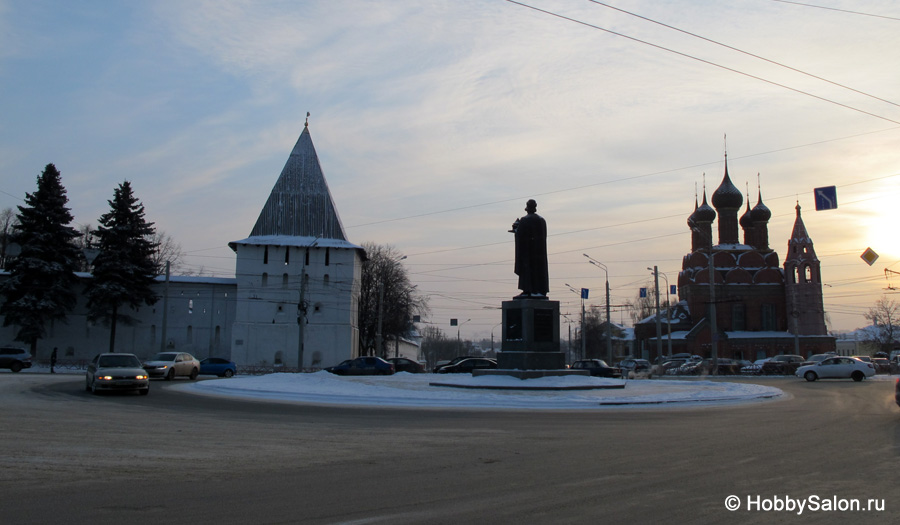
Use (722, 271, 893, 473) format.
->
(636, 155, 835, 362)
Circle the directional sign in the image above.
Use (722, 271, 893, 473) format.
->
(640, 287, 647, 298)
(814, 186, 838, 211)
(581, 288, 589, 300)
(861, 247, 879, 266)
(670, 285, 677, 295)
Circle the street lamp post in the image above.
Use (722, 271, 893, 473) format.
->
(565, 283, 586, 361)
(584, 254, 613, 365)
(457, 318, 471, 353)
(649, 267, 674, 362)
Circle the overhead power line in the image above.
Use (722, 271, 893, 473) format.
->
(587, 0, 900, 108)
(505, 1, 900, 125)
(771, 0, 900, 21)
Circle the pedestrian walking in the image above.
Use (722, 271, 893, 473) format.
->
(50, 347, 58, 374)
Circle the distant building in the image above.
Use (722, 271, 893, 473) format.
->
(0, 121, 364, 368)
(635, 155, 834, 361)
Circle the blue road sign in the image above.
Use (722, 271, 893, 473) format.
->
(640, 287, 647, 298)
(670, 285, 677, 295)
(814, 186, 837, 211)
(581, 288, 589, 299)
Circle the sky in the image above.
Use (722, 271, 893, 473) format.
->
(2, 1, 900, 340)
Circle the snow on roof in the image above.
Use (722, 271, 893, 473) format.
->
(229, 235, 364, 252)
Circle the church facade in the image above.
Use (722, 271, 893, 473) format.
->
(0, 122, 365, 368)
(636, 156, 835, 362)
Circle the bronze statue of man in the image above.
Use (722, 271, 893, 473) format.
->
(512, 199, 549, 298)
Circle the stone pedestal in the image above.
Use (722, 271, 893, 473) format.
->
(495, 298, 569, 373)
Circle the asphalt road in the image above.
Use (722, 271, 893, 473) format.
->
(1, 373, 898, 524)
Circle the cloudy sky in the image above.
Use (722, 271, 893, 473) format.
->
(2, 0, 900, 339)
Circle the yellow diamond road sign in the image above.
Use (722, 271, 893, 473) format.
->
(861, 247, 879, 266)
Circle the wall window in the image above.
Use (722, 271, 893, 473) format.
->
(325, 247, 330, 266)
(761, 304, 776, 331)
(285, 247, 290, 265)
(732, 304, 746, 331)
(263, 246, 269, 264)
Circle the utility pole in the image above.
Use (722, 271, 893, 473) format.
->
(584, 255, 614, 365)
(160, 261, 170, 353)
(376, 280, 384, 357)
(708, 239, 718, 375)
(652, 266, 663, 365)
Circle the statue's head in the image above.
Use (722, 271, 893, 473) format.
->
(525, 199, 537, 213)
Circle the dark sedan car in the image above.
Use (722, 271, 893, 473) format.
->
(325, 356, 395, 376)
(200, 357, 237, 377)
(433, 356, 478, 373)
(386, 357, 424, 373)
(571, 359, 622, 378)
(761, 355, 805, 375)
(895, 377, 900, 408)
(435, 358, 498, 374)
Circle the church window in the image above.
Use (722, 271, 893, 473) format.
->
(761, 304, 776, 331)
(263, 247, 269, 264)
(805, 265, 813, 283)
(732, 304, 746, 331)
(305, 249, 310, 266)
(262, 273, 268, 288)
(325, 248, 330, 266)
(282, 273, 289, 288)
(324, 274, 329, 285)
(285, 248, 290, 265)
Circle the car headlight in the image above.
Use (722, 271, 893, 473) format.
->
(135, 375, 148, 380)
(97, 375, 113, 381)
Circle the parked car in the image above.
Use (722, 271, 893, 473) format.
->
(741, 358, 770, 375)
(660, 359, 687, 374)
(895, 377, 900, 407)
(433, 356, 478, 373)
(143, 352, 201, 380)
(872, 358, 891, 374)
(0, 346, 33, 373)
(796, 356, 875, 382)
(891, 355, 900, 375)
(325, 356, 395, 376)
(387, 357, 425, 373)
(851, 355, 872, 363)
(85, 353, 149, 395)
(435, 357, 498, 374)
(761, 355, 805, 375)
(698, 358, 741, 375)
(802, 353, 837, 366)
(571, 359, 622, 378)
(617, 358, 652, 379)
(199, 357, 237, 377)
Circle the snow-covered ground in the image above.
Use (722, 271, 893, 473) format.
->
(172, 371, 789, 410)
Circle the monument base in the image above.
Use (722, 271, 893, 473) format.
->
(497, 350, 566, 370)
(473, 368, 589, 380)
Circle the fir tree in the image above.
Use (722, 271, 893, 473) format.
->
(85, 181, 159, 352)
(0, 164, 82, 358)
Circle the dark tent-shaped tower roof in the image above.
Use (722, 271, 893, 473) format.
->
(249, 123, 347, 240)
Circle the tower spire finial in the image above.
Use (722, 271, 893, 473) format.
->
(305, 111, 310, 127)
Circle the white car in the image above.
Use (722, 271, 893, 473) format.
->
(85, 353, 149, 395)
(143, 352, 200, 380)
(796, 356, 875, 382)
(741, 358, 769, 375)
